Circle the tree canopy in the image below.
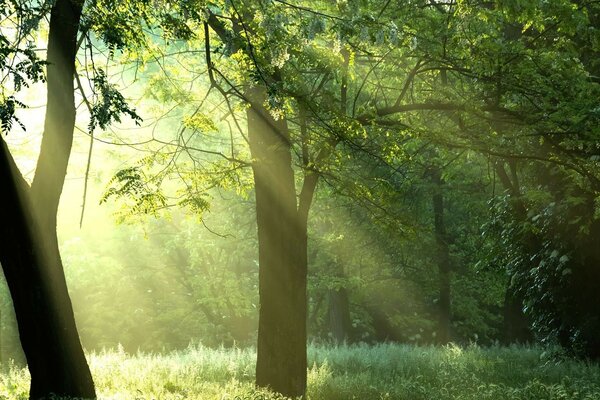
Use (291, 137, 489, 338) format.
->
(1, 0, 599, 398)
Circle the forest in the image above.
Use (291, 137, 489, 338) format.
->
(1, 0, 600, 399)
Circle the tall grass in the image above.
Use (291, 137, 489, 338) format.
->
(0, 343, 598, 399)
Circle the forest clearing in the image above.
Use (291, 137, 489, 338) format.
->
(1, 0, 600, 399)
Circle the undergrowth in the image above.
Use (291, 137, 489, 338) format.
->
(0, 343, 598, 399)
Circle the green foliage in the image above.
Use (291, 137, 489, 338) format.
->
(0, 96, 25, 132)
(56, 196, 259, 351)
(483, 173, 600, 359)
(0, 1, 49, 134)
(84, 0, 153, 51)
(1, 344, 599, 399)
(5, 0, 600, 375)
(101, 166, 167, 218)
(89, 68, 142, 133)
(183, 112, 218, 133)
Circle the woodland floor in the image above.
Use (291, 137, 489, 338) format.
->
(0, 343, 598, 399)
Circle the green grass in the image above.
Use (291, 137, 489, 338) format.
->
(0, 343, 598, 399)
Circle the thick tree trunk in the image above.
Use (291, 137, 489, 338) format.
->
(0, 141, 94, 399)
(0, 1, 95, 398)
(431, 168, 451, 344)
(247, 87, 307, 398)
(207, 14, 317, 397)
(0, 307, 2, 365)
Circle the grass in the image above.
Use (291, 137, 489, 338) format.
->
(0, 343, 599, 399)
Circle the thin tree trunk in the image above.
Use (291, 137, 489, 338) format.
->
(0, 0, 95, 397)
(363, 303, 401, 342)
(431, 168, 451, 344)
(327, 287, 352, 344)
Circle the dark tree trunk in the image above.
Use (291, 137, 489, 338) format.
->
(327, 287, 352, 344)
(495, 162, 533, 344)
(0, 307, 2, 365)
(247, 87, 307, 398)
(0, 0, 95, 398)
(0, 142, 94, 399)
(502, 280, 532, 344)
(431, 168, 451, 344)
(363, 303, 401, 342)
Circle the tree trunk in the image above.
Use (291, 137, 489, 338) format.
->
(431, 168, 451, 344)
(0, 307, 2, 366)
(0, 142, 94, 399)
(502, 280, 532, 344)
(206, 13, 319, 396)
(0, 0, 95, 398)
(363, 303, 401, 342)
(247, 63, 342, 396)
(327, 287, 352, 344)
(494, 162, 533, 344)
(247, 87, 307, 398)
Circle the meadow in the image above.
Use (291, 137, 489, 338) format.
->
(0, 344, 598, 400)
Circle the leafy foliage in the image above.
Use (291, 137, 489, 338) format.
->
(89, 68, 142, 133)
(100, 166, 167, 218)
(5, 0, 600, 383)
(484, 170, 600, 358)
(0, 0, 49, 134)
(83, 0, 600, 360)
(0, 96, 25, 132)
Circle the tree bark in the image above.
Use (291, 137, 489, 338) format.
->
(206, 13, 313, 396)
(327, 287, 352, 344)
(247, 86, 307, 398)
(431, 168, 451, 344)
(0, 0, 95, 398)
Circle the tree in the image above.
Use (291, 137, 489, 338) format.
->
(428, 166, 452, 344)
(204, 4, 353, 394)
(85, 0, 600, 375)
(0, 0, 96, 397)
